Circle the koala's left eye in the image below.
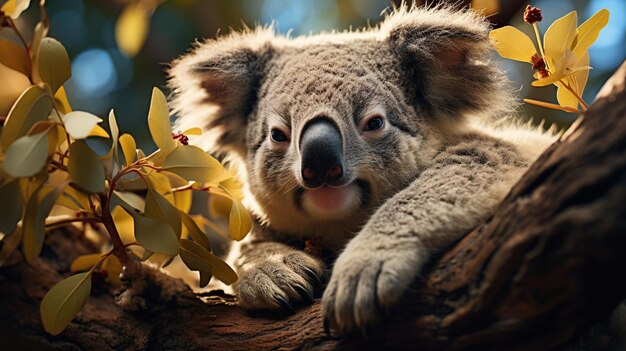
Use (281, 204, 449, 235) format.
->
(363, 115, 385, 132)
(270, 128, 289, 143)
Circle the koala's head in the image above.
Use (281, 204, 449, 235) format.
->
(169, 5, 510, 237)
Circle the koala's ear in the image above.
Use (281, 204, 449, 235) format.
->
(168, 29, 275, 157)
(382, 6, 511, 121)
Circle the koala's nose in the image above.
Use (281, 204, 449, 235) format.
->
(300, 118, 344, 188)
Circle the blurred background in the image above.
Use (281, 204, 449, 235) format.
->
(5, 0, 626, 151)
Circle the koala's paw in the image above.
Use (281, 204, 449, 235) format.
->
(236, 251, 325, 313)
(321, 244, 421, 335)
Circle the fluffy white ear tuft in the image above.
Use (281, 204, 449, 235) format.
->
(168, 28, 276, 158)
(381, 5, 514, 122)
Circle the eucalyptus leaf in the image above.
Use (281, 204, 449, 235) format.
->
(0, 180, 24, 234)
(0, 226, 23, 266)
(118, 201, 179, 256)
(229, 197, 252, 241)
(68, 141, 105, 193)
(119, 133, 136, 166)
(145, 187, 182, 237)
(70, 253, 102, 272)
(23, 183, 66, 262)
(35, 37, 71, 94)
(179, 211, 211, 251)
(161, 145, 223, 183)
(62, 111, 103, 140)
(40, 272, 92, 335)
(179, 239, 237, 285)
(147, 88, 176, 157)
(0, 85, 52, 151)
(3, 130, 50, 177)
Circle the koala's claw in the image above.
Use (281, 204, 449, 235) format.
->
(321, 244, 420, 335)
(235, 251, 325, 311)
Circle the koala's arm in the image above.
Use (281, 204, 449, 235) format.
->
(229, 226, 325, 311)
(322, 136, 529, 332)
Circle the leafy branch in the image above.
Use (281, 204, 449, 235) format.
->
(0, 0, 252, 336)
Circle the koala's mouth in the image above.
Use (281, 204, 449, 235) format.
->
(295, 180, 370, 218)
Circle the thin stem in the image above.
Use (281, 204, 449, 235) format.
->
(99, 193, 138, 276)
(45, 215, 102, 229)
(524, 98, 584, 113)
(559, 80, 590, 110)
(50, 159, 68, 172)
(533, 23, 548, 71)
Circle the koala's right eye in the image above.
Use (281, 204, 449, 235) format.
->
(270, 128, 289, 143)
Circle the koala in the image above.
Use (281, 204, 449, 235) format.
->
(168, 5, 554, 334)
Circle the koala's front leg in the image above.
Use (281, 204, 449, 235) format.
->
(232, 234, 325, 312)
(322, 141, 528, 333)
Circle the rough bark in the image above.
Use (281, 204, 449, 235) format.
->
(2, 63, 626, 350)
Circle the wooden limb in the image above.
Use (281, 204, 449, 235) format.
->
(2, 63, 626, 350)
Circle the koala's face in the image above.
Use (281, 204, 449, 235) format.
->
(247, 42, 427, 222)
(169, 7, 509, 238)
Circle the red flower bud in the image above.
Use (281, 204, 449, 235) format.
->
(524, 5, 543, 24)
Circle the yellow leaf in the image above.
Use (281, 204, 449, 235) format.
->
(544, 11, 578, 70)
(0, 179, 23, 234)
(229, 197, 252, 241)
(173, 189, 192, 213)
(111, 205, 136, 244)
(70, 253, 102, 272)
(62, 112, 103, 140)
(147, 87, 176, 158)
(3, 129, 50, 177)
(531, 64, 591, 87)
(119, 134, 136, 166)
(179, 238, 237, 286)
(54, 86, 72, 114)
(489, 26, 537, 63)
(556, 52, 589, 109)
(115, 2, 150, 57)
(572, 9, 609, 59)
(34, 38, 71, 94)
(30, 2, 49, 63)
(88, 125, 110, 138)
(0, 39, 31, 76)
(1, 0, 31, 19)
(22, 183, 66, 262)
(208, 191, 232, 218)
(161, 145, 223, 183)
(0, 62, 28, 119)
(56, 185, 90, 211)
(40, 272, 92, 335)
(102, 110, 120, 177)
(143, 167, 173, 201)
(182, 127, 202, 136)
(68, 141, 105, 193)
(102, 255, 123, 288)
(1, 85, 52, 151)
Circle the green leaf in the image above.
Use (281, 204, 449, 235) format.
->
(0, 85, 52, 151)
(147, 88, 176, 157)
(40, 272, 92, 335)
(0, 226, 23, 266)
(118, 201, 179, 256)
(145, 187, 182, 237)
(23, 183, 66, 262)
(229, 197, 252, 241)
(179, 211, 211, 251)
(68, 141, 105, 193)
(0, 180, 24, 234)
(35, 37, 71, 94)
(161, 145, 223, 182)
(62, 111, 103, 140)
(179, 239, 237, 285)
(119, 133, 136, 166)
(3, 130, 50, 177)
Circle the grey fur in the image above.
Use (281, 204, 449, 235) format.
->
(168, 4, 554, 333)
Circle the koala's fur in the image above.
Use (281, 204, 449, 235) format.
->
(168, 5, 555, 333)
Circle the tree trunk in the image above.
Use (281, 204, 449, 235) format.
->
(2, 62, 626, 351)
